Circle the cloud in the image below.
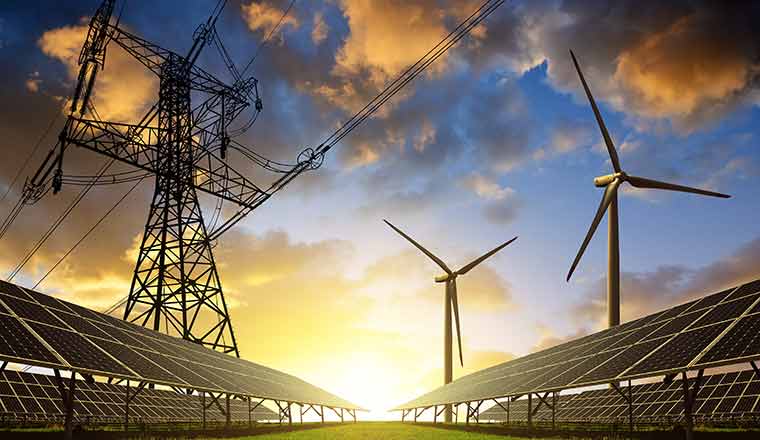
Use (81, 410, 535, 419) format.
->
(241, 1, 300, 37)
(531, 325, 590, 352)
(25, 71, 41, 93)
(463, 173, 514, 201)
(333, 0, 449, 87)
(572, 236, 760, 329)
(549, 118, 594, 154)
(613, 12, 759, 131)
(512, 1, 760, 133)
(38, 22, 157, 123)
(311, 11, 328, 45)
(462, 173, 521, 225)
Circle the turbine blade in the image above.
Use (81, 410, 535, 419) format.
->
(450, 280, 464, 368)
(626, 175, 731, 198)
(567, 179, 621, 281)
(456, 236, 518, 275)
(383, 219, 452, 274)
(570, 50, 622, 173)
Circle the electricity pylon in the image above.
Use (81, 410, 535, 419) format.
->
(24, 0, 271, 356)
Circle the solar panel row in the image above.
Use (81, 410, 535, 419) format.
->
(397, 279, 760, 410)
(0, 370, 279, 424)
(0, 280, 360, 411)
(478, 369, 760, 424)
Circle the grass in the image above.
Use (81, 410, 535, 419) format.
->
(202, 422, 553, 439)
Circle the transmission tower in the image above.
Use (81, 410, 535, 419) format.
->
(24, 0, 270, 356)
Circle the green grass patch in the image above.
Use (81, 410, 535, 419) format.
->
(203, 422, 554, 439)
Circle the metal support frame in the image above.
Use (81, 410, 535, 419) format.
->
(201, 391, 206, 429)
(300, 403, 323, 423)
(751, 360, 760, 378)
(552, 392, 557, 429)
(465, 400, 483, 424)
(54, 370, 77, 440)
(611, 379, 634, 437)
(433, 404, 446, 423)
(274, 400, 292, 425)
(527, 393, 532, 429)
(123, 380, 147, 432)
(321, 405, 325, 423)
(226, 393, 231, 428)
(454, 403, 458, 423)
(247, 397, 264, 428)
(681, 370, 704, 440)
(0, 361, 6, 373)
(326, 405, 343, 422)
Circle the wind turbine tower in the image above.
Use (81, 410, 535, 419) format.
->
(566, 50, 731, 328)
(385, 220, 517, 422)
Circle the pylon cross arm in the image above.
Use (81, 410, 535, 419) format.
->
(61, 116, 265, 209)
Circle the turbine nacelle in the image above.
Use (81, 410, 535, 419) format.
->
(435, 273, 455, 283)
(594, 172, 625, 188)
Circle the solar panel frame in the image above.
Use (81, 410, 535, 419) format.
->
(396, 280, 760, 410)
(480, 369, 760, 424)
(0, 281, 362, 411)
(0, 371, 280, 423)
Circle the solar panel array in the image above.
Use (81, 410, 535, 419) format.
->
(0, 370, 278, 423)
(478, 370, 760, 424)
(397, 279, 760, 410)
(0, 280, 360, 410)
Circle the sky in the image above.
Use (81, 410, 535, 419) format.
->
(1, 0, 760, 419)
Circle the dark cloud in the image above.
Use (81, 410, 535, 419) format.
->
(520, 1, 760, 133)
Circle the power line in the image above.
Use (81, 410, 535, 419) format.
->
(33, 174, 148, 289)
(320, 0, 505, 151)
(8, 159, 115, 281)
(0, 100, 68, 242)
(240, 0, 296, 75)
(0, 110, 61, 206)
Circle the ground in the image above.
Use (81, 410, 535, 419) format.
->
(204, 422, 550, 439)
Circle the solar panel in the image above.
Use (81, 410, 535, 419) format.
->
(480, 369, 760, 424)
(0, 370, 279, 423)
(397, 279, 760, 410)
(0, 280, 361, 412)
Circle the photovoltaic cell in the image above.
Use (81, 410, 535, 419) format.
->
(698, 315, 760, 365)
(727, 279, 760, 300)
(692, 294, 758, 328)
(26, 321, 133, 376)
(0, 313, 60, 365)
(627, 322, 730, 375)
(0, 294, 63, 327)
(0, 280, 32, 301)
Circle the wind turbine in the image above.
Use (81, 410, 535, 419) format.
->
(565, 50, 731, 328)
(384, 219, 517, 422)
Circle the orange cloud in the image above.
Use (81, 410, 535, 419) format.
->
(311, 11, 328, 45)
(38, 22, 157, 123)
(615, 15, 755, 126)
(241, 1, 299, 37)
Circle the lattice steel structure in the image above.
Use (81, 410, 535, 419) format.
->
(23, 0, 272, 356)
